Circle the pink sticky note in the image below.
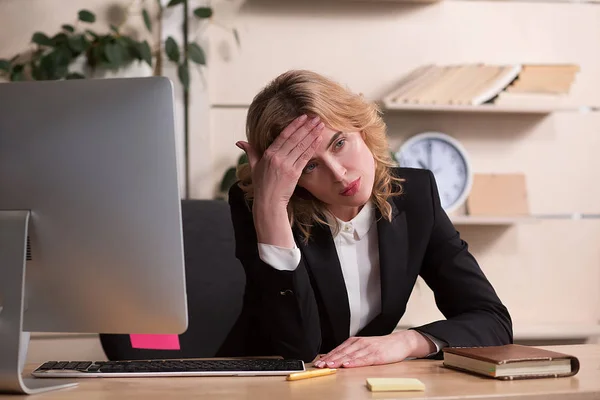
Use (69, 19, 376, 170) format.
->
(130, 334, 180, 350)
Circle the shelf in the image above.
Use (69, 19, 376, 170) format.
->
(328, 0, 599, 2)
(450, 216, 535, 226)
(514, 323, 600, 341)
(533, 213, 600, 220)
(335, 0, 442, 2)
(397, 323, 600, 340)
(381, 102, 590, 114)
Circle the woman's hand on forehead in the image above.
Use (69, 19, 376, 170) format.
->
(235, 114, 325, 207)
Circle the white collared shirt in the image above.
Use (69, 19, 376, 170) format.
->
(326, 203, 381, 336)
(257, 203, 443, 353)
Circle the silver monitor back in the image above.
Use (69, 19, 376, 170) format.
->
(0, 77, 188, 335)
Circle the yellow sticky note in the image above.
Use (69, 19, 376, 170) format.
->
(366, 378, 426, 392)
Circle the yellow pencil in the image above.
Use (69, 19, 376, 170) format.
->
(286, 368, 337, 381)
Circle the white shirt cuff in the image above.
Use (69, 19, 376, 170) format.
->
(418, 332, 446, 357)
(257, 243, 301, 271)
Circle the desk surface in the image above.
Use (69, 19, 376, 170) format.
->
(6, 344, 600, 399)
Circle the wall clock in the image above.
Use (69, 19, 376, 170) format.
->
(394, 131, 473, 214)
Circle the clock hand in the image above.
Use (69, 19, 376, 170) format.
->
(427, 141, 433, 170)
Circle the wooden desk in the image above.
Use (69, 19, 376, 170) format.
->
(4, 345, 600, 399)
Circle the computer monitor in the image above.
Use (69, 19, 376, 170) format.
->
(0, 77, 188, 394)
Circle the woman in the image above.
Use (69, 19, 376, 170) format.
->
(228, 70, 512, 368)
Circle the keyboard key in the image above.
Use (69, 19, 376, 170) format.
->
(64, 362, 80, 370)
(38, 361, 57, 370)
(86, 364, 101, 372)
(76, 362, 93, 370)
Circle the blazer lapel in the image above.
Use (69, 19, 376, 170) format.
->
(297, 224, 350, 346)
(359, 199, 409, 336)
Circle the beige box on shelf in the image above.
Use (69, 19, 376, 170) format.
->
(466, 173, 529, 216)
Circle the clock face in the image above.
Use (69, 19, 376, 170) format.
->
(395, 132, 472, 213)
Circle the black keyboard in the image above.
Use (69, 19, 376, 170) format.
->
(33, 359, 305, 377)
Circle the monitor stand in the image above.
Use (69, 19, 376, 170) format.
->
(0, 211, 78, 394)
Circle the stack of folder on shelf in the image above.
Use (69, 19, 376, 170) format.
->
(493, 64, 579, 107)
(383, 63, 579, 108)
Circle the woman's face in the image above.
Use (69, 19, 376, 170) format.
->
(297, 125, 375, 221)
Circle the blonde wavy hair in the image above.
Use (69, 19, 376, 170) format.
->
(237, 69, 403, 241)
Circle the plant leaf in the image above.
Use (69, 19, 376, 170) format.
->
(51, 33, 69, 47)
(10, 64, 24, 81)
(121, 37, 140, 60)
(55, 65, 69, 79)
(187, 42, 205, 65)
(104, 42, 123, 67)
(38, 54, 51, 79)
(40, 52, 58, 79)
(110, 25, 120, 34)
(30, 61, 45, 80)
(54, 46, 73, 68)
(62, 24, 75, 33)
(85, 30, 99, 40)
(237, 153, 248, 165)
(78, 10, 96, 23)
(67, 34, 88, 53)
(178, 63, 190, 90)
(193, 7, 213, 18)
(0, 59, 10, 72)
(142, 8, 152, 33)
(233, 28, 241, 48)
(31, 32, 53, 46)
(116, 39, 133, 64)
(165, 36, 179, 63)
(167, 0, 185, 7)
(89, 43, 105, 68)
(220, 167, 237, 192)
(105, 41, 130, 68)
(139, 40, 152, 66)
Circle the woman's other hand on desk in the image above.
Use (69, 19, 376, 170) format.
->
(313, 330, 436, 368)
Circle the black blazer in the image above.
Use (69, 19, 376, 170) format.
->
(228, 167, 513, 362)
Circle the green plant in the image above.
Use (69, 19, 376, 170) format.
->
(219, 153, 247, 198)
(143, 0, 238, 91)
(390, 150, 400, 165)
(0, 9, 150, 81)
(0, 1, 235, 89)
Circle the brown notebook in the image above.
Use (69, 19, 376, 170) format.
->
(442, 344, 580, 380)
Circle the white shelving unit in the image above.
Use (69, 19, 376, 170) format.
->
(397, 323, 600, 341)
(339, 0, 600, 3)
(339, 0, 442, 3)
(514, 323, 600, 341)
(381, 102, 589, 114)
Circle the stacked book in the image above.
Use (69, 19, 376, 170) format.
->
(493, 64, 579, 107)
(383, 63, 579, 108)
